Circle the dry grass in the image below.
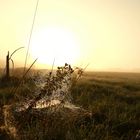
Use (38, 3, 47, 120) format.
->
(0, 69, 140, 140)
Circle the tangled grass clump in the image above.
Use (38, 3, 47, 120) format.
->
(26, 63, 84, 111)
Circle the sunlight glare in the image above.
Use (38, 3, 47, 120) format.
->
(30, 27, 80, 67)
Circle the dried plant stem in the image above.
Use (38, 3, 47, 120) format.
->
(24, 0, 39, 72)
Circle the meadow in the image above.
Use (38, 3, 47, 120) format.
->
(0, 69, 140, 140)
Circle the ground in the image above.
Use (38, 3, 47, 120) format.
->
(0, 71, 140, 140)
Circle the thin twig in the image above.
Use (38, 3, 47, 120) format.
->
(24, 0, 39, 72)
(76, 63, 89, 82)
(50, 58, 55, 76)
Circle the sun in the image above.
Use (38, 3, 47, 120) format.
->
(30, 27, 80, 67)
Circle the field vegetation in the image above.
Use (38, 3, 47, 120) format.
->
(0, 67, 140, 140)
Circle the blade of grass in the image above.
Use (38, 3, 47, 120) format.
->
(10, 58, 38, 98)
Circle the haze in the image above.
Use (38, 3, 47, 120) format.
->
(0, 0, 140, 72)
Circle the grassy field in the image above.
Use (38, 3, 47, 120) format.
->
(0, 70, 140, 140)
(71, 72, 140, 139)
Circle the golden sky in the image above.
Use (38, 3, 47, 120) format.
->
(0, 0, 140, 72)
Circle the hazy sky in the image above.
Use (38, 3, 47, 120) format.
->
(0, 0, 140, 72)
